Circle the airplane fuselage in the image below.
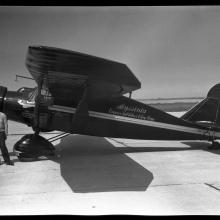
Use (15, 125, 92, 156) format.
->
(2, 87, 219, 142)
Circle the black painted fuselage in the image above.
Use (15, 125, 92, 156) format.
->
(1, 86, 218, 142)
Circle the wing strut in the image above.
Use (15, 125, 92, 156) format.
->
(71, 82, 89, 133)
(33, 77, 43, 134)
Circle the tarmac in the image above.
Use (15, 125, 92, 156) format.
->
(1, 112, 220, 215)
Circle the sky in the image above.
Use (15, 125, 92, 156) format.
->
(1, 6, 220, 99)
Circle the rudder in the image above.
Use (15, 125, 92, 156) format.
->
(181, 84, 220, 126)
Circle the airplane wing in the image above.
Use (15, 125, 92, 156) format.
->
(25, 45, 141, 106)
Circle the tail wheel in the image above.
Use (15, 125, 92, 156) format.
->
(209, 141, 220, 150)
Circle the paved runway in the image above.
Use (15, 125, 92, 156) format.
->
(1, 113, 220, 215)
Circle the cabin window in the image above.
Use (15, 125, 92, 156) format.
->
(40, 87, 53, 105)
(28, 87, 53, 105)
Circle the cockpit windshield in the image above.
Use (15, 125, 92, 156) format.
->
(28, 87, 38, 102)
(27, 87, 53, 105)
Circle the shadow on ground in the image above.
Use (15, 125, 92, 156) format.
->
(53, 136, 220, 193)
(7, 134, 220, 193)
(182, 141, 220, 155)
(53, 135, 153, 193)
(110, 139, 220, 156)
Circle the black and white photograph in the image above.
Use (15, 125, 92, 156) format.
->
(0, 6, 220, 215)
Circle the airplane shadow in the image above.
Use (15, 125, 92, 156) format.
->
(111, 139, 220, 156)
(51, 135, 220, 193)
(181, 141, 220, 155)
(52, 135, 154, 193)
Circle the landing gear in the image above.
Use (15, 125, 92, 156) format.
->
(208, 140, 220, 150)
(13, 133, 55, 161)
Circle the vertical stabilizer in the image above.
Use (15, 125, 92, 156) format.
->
(181, 84, 220, 126)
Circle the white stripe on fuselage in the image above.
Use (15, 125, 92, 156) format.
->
(48, 104, 220, 138)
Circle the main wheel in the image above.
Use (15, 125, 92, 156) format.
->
(13, 134, 55, 161)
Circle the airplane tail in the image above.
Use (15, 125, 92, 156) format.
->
(181, 84, 220, 127)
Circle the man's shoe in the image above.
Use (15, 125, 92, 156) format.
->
(6, 161, 14, 166)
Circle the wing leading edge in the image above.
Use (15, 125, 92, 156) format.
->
(26, 45, 141, 105)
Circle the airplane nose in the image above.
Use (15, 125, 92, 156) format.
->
(0, 86, 7, 112)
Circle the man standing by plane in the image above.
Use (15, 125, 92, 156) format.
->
(0, 111, 14, 165)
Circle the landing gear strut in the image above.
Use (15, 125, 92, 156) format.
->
(14, 76, 55, 161)
(13, 133, 55, 161)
